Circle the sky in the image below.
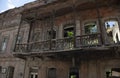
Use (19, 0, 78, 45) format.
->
(0, 0, 36, 13)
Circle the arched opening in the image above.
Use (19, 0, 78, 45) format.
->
(105, 20, 120, 44)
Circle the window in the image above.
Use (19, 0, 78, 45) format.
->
(29, 67, 38, 78)
(105, 20, 120, 43)
(47, 29, 56, 40)
(84, 22, 97, 34)
(64, 24, 74, 37)
(11, 35, 23, 52)
(7, 66, 14, 78)
(69, 67, 79, 78)
(63, 24, 74, 49)
(82, 22, 98, 45)
(16, 35, 22, 44)
(0, 37, 8, 52)
(31, 32, 41, 41)
(1, 68, 6, 74)
(48, 68, 56, 78)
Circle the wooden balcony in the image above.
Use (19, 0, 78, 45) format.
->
(14, 33, 106, 54)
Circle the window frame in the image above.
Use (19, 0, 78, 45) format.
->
(46, 28, 57, 40)
(29, 67, 38, 78)
(83, 21, 98, 35)
(47, 68, 57, 78)
(0, 35, 9, 53)
(63, 23, 75, 38)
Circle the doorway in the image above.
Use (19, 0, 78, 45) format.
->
(69, 67, 79, 78)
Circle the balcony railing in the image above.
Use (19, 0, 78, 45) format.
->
(15, 33, 102, 53)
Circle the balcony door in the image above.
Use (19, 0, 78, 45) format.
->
(69, 67, 79, 78)
(64, 25, 74, 38)
(63, 24, 74, 49)
(47, 29, 56, 40)
(82, 21, 99, 46)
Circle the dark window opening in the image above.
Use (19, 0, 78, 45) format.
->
(48, 68, 56, 78)
(64, 25, 74, 38)
(69, 67, 79, 78)
(47, 30, 56, 39)
(7, 66, 14, 78)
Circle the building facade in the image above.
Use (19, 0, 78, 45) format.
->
(0, 0, 120, 78)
